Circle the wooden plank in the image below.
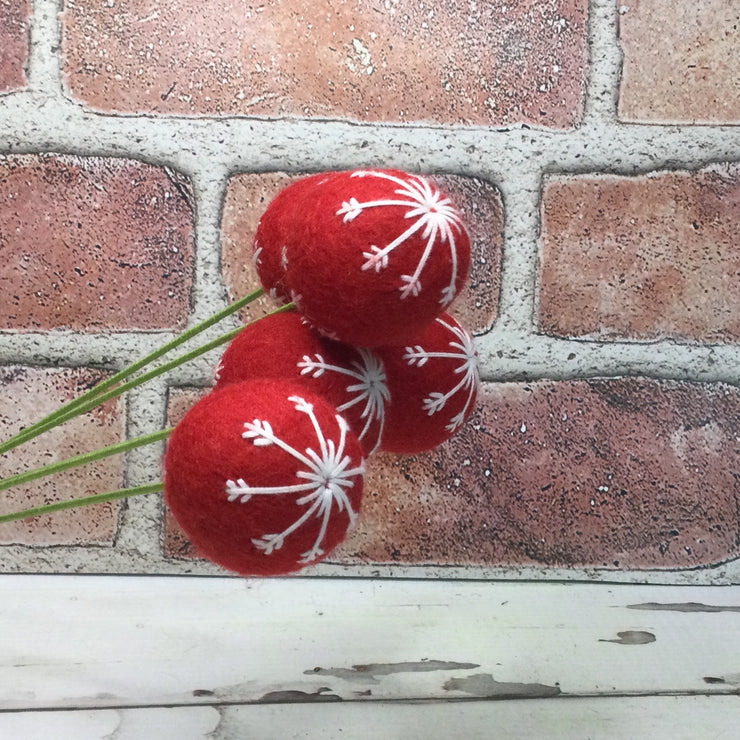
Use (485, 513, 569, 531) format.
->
(0, 576, 738, 711)
(1, 696, 739, 740)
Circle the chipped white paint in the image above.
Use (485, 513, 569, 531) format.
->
(1, 576, 739, 713)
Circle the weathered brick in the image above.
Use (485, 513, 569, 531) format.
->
(0, 155, 194, 332)
(537, 167, 740, 343)
(618, 1, 740, 124)
(61, 0, 587, 127)
(0, 0, 30, 94)
(164, 380, 739, 572)
(335, 379, 740, 570)
(162, 387, 209, 560)
(0, 366, 125, 547)
(221, 172, 502, 334)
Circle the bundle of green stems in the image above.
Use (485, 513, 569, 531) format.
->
(0, 290, 293, 524)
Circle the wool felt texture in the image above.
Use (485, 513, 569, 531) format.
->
(253, 173, 334, 304)
(215, 310, 389, 455)
(164, 379, 365, 576)
(282, 169, 471, 347)
(377, 313, 480, 454)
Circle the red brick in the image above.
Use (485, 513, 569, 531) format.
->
(618, 1, 740, 124)
(60, 0, 587, 127)
(0, 0, 30, 93)
(0, 155, 194, 332)
(334, 379, 740, 570)
(0, 366, 125, 546)
(537, 167, 740, 343)
(221, 172, 502, 334)
(163, 380, 739, 572)
(162, 387, 209, 560)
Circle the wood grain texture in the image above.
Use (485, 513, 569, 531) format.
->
(1, 696, 738, 740)
(1, 576, 738, 713)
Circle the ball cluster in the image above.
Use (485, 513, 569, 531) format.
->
(164, 170, 480, 576)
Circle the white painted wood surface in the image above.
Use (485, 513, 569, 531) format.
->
(0, 576, 738, 737)
(1, 697, 739, 740)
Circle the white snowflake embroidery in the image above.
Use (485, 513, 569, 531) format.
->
(267, 286, 290, 306)
(252, 245, 263, 268)
(225, 395, 365, 564)
(289, 288, 304, 310)
(299, 312, 341, 341)
(403, 318, 479, 432)
(213, 358, 224, 382)
(335, 171, 467, 305)
(297, 348, 389, 453)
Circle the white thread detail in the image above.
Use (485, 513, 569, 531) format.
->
(402, 318, 480, 432)
(213, 359, 224, 382)
(335, 171, 466, 305)
(225, 395, 365, 564)
(297, 348, 389, 453)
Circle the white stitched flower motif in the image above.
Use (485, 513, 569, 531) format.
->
(403, 317, 479, 432)
(297, 348, 389, 453)
(213, 358, 224, 383)
(335, 171, 467, 305)
(225, 395, 365, 564)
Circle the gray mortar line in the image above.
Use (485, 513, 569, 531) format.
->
(1, 328, 738, 386)
(3, 92, 738, 173)
(583, 0, 621, 125)
(117, 379, 169, 558)
(0, 332, 180, 370)
(25, 0, 63, 93)
(0, 331, 236, 384)
(185, 165, 234, 325)
(479, 330, 740, 385)
(492, 172, 543, 333)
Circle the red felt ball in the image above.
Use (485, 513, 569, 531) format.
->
(214, 311, 389, 454)
(282, 169, 471, 346)
(253, 173, 334, 304)
(163, 379, 365, 576)
(377, 313, 480, 454)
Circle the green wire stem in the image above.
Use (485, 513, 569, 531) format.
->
(0, 301, 297, 525)
(0, 482, 164, 524)
(1, 301, 294, 459)
(0, 428, 173, 492)
(0, 325, 242, 457)
(0, 287, 265, 457)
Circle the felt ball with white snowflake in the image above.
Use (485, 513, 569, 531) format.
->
(253, 173, 334, 304)
(214, 310, 389, 455)
(163, 379, 365, 576)
(281, 169, 471, 347)
(377, 313, 480, 454)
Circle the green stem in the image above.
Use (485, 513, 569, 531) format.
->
(0, 482, 164, 524)
(1, 302, 294, 457)
(3, 325, 243, 453)
(0, 287, 264, 457)
(0, 428, 173, 492)
(0, 300, 296, 525)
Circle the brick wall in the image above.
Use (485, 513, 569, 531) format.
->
(0, 0, 738, 582)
